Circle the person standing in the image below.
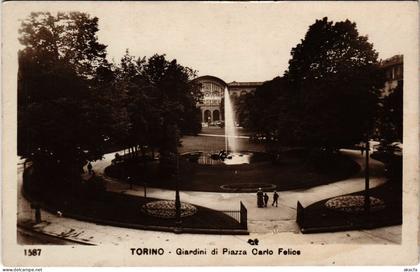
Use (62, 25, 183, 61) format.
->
(257, 188, 264, 208)
(263, 193, 269, 207)
(87, 161, 93, 174)
(272, 191, 279, 207)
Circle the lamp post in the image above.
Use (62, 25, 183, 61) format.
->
(174, 153, 182, 228)
(364, 138, 371, 215)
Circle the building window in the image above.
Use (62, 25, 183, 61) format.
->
(204, 110, 211, 123)
(213, 110, 220, 121)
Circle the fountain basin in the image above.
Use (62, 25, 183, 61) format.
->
(182, 151, 271, 166)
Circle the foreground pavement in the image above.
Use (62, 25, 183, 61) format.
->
(17, 146, 401, 246)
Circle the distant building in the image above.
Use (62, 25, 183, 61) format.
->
(380, 54, 403, 96)
(373, 55, 403, 142)
(194, 55, 402, 125)
(193, 75, 263, 124)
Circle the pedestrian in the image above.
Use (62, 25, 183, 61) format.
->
(263, 193, 269, 207)
(272, 191, 279, 207)
(127, 176, 133, 189)
(257, 188, 264, 208)
(87, 161, 93, 174)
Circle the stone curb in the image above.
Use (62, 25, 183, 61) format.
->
(17, 223, 96, 245)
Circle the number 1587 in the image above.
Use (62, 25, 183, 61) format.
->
(24, 249, 41, 256)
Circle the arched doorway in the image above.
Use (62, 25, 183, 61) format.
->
(204, 110, 211, 123)
(213, 110, 220, 121)
(198, 110, 203, 122)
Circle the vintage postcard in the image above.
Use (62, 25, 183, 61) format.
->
(2, 1, 419, 267)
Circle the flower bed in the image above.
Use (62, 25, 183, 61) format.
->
(325, 195, 385, 213)
(142, 200, 197, 218)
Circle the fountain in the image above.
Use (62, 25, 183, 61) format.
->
(224, 87, 238, 153)
(221, 87, 251, 165)
(183, 87, 270, 166)
(169, 87, 275, 191)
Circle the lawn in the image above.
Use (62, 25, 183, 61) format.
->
(105, 130, 360, 192)
(297, 155, 402, 233)
(23, 169, 247, 234)
(297, 181, 402, 233)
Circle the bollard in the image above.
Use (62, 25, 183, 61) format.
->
(127, 176, 132, 189)
(31, 203, 41, 224)
(144, 183, 147, 198)
(35, 207, 41, 224)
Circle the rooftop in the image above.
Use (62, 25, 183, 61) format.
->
(228, 81, 264, 87)
(380, 55, 403, 68)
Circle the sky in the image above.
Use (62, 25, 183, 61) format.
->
(6, 2, 416, 82)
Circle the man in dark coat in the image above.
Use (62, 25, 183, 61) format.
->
(257, 188, 264, 208)
(272, 191, 279, 207)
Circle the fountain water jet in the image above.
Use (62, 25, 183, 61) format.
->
(224, 87, 238, 153)
(220, 87, 251, 165)
(184, 87, 267, 165)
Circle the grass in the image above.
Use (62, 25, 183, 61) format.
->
(297, 171, 402, 233)
(23, 170, 247, 234)
(105, 134, 360, 192)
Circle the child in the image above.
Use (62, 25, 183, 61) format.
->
(264, 193, 269, 207)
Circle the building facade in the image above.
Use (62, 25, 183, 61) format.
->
(380, 54, 403, 96)
(194, 55, 402, 125)
(193, 75, 263, 124)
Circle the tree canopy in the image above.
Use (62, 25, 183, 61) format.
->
(18, 12, 202, 178)
(375, 80, 403, 143)
(18, 12, 111, 176)
(113, 51, 202, 159)
(19, 12, 107, 79)
(240, 17, 385, 150)
(286, 17, 384, 148)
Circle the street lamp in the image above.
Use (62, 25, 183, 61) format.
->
(174, 153, 182, 229)
(364, 138, 371, 214)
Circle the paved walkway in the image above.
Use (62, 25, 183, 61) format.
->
(17, 148, 401, 246)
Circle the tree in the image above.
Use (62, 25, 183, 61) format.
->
(239, 77, 296, 143)
(112, 52, 201, 166)
(376, 81, 403, 143)
(284, 17, 384, 149)
(19, 12, 107, 79)
(143, 54, 202, 157)
(18, 12, 111, 177)
(112, 50, 147, 156)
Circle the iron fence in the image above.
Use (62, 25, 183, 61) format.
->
(296, 201, 305, 227)
(219, 210, 241, 222)
(240, 201, 247, 229)
(218, 201, 248, 230)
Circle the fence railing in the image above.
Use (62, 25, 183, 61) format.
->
(218, 201, 248, 230)
(240, 201, 247, 229)
(296, 201, 304, 227)
(219, 210, 241, 223)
